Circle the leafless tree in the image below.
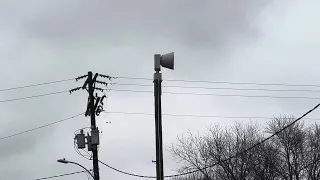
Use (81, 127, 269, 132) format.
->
(304, 124, 320, 180)
(266, 116, 307, 180)
(170, 122, 264, 180)
(170, 116, 320, 180)
(248, 141, 281, 180)
(205, 122, 262, 180)
(169, 130, 214, 180)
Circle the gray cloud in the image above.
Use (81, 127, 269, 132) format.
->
(3, 0, 269, 48)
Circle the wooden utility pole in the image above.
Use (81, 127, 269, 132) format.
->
(71, 72, 112, 180)
(87, 71, 100, 180)
(71, 71, 111, 180)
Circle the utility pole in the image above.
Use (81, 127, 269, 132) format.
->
(154, 69, 163, 180)
(87, 72, 100, 180)
(153, 52, 174, 180)
(70, 71, 112, 180)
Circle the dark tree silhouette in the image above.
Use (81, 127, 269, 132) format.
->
(170, 116, 320, 180)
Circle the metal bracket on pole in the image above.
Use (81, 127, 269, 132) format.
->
(91, 128, 100, 145)
(154, 54, 161, 72)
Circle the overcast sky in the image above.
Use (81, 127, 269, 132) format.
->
(1, 0, 320, 179)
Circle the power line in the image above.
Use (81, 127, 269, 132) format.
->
(0, 90, 69, 103)
(0, 78, 74, 92)
(114, 83, 320, 93)
(115, 76, 320, 88)
(104, 111, 320, 121)
(99, 160, 156, 178)
(99, 102, 320, 178)
(3, 76, 320, 95)
(5, 87, 320, 104)
(164, 102, 320, 177)
(3, 80, 320, 104)
(35, 170, 93, 180)
(35, 171, 86, 180)
(36, 156, 320, 180)
(1, 106, 316, 179)
(0, 113, 83, 141)
(1, 110, 319, 142)
(108, 89, 320, 100)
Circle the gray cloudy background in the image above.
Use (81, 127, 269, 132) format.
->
(1, 0, 320, 179)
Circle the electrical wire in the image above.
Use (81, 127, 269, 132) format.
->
(0, 78, 74, 92)
(104, 111, 320, 121)
(1, 107, 320, 143)
(84, 171, 91, 180)
(114, 83, 320, 94)
(35, 170, 93, 180)
(99, 160, 157, 178)
(7, 87, 320, 104)
(4, 75, 320, 92)
(75, 141, 92, 160)
(1, 109, 320, 142)
(73, 128, 94, 180)
(0, 90, 69, 103)
(4, 86, 320, 104)
(161, 102, 320, 177)
(28, 102, 320, 179)
(73, 139, 93, 179)
(108, 89, 320, 100)
(35, 170, 86, 180)
(96, 103, 320, 178)
(36, 153, 320, 180)
(74, 139, 91, 160)
(115, 76, 320, 88)
(74, 127, 93, 160)
(0, 113, 84, 141)
(3, 75, 320, 95)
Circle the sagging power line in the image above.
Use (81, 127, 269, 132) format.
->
(0, 90, 69, 103)
(3, 73, 320, 179)
(35, 170, 93, 180)
(114, 82, 320, 93)
(104, 111, 320, 121)
(0, 78, 74, 92)
(38, 153, 320, 180)
(115, 76, 320, 88)
(4, 87, 320, 104)
(0, 113, 83, 141)
(4, 75, 320, 94)
(99, 102, 320, 178)
(2, 110, 320, 143)
(35, 101, 320, 180)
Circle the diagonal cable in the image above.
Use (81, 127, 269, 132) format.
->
(35, 169, 93, 180)
(99, 103, 320, 178)
(0, 90, 69, 103)
(0, 113, 84, 141)
(0, 78, 74, 92)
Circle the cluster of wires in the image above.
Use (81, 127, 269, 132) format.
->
(36, 101, 320, 179)
(73, 127, 94, 180)
(4, 75, 320, 104)
(2, 75, 320, 179)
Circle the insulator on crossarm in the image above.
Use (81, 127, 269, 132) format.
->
(98, 74, 116, 81)
(69, 87, 82, 94)
(75, 75, 88, 81)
